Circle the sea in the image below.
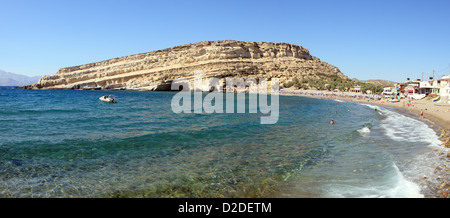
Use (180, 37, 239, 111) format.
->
(0, 86, 447, 198)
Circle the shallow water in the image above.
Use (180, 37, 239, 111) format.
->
(0, 87, 446, 197)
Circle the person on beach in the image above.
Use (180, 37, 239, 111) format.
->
(420, 110, 424, 119)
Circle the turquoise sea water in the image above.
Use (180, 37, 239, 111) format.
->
(0, 87, 446, 197)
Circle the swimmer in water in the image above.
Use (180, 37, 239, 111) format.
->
(330, 120, 334, 124)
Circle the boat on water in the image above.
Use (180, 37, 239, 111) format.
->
(99, 95, 117, 103)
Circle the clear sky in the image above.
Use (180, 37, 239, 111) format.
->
(1, 0, 449, 82)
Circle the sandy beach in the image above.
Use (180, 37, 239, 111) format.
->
(352, 96, 450, 129)
(280, 89, 450, 198)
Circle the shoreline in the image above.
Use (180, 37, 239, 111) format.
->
(280, 89, 450, 127)
(279, 89, 450, 198)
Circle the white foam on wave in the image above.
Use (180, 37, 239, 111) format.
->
(379, 108, 441, 146)
(353, 105, 442, 197)
(361, 103, 377, 109)
(386, 163, 424, 198)
(361, 103, 384, 115)
(323, 163, 423, 198)
(289, 103, 445, 198)
(357, 126, 371, 135)
(377, 107, 447, 197)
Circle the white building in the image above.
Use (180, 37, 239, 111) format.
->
(382, 87, 395, 97)
(418, 80, 440, 95)
(439, 75, 450, 104)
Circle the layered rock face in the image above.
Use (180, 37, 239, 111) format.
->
(24, 40, 347, 91)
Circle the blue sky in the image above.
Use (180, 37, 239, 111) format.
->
(1, 0, 449, 82)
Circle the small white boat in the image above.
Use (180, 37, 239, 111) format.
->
(99, 95, 117, 103)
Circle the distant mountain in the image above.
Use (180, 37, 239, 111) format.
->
(362, 79, 398, 86)
(352, 78, 398, 87)
(0, 70, 41, 86)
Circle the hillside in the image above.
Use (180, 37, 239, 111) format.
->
(361, 79, 397, 87)
(23, 40, 347, 91)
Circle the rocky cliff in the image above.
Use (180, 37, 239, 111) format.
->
(24, 40, 347, 91)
